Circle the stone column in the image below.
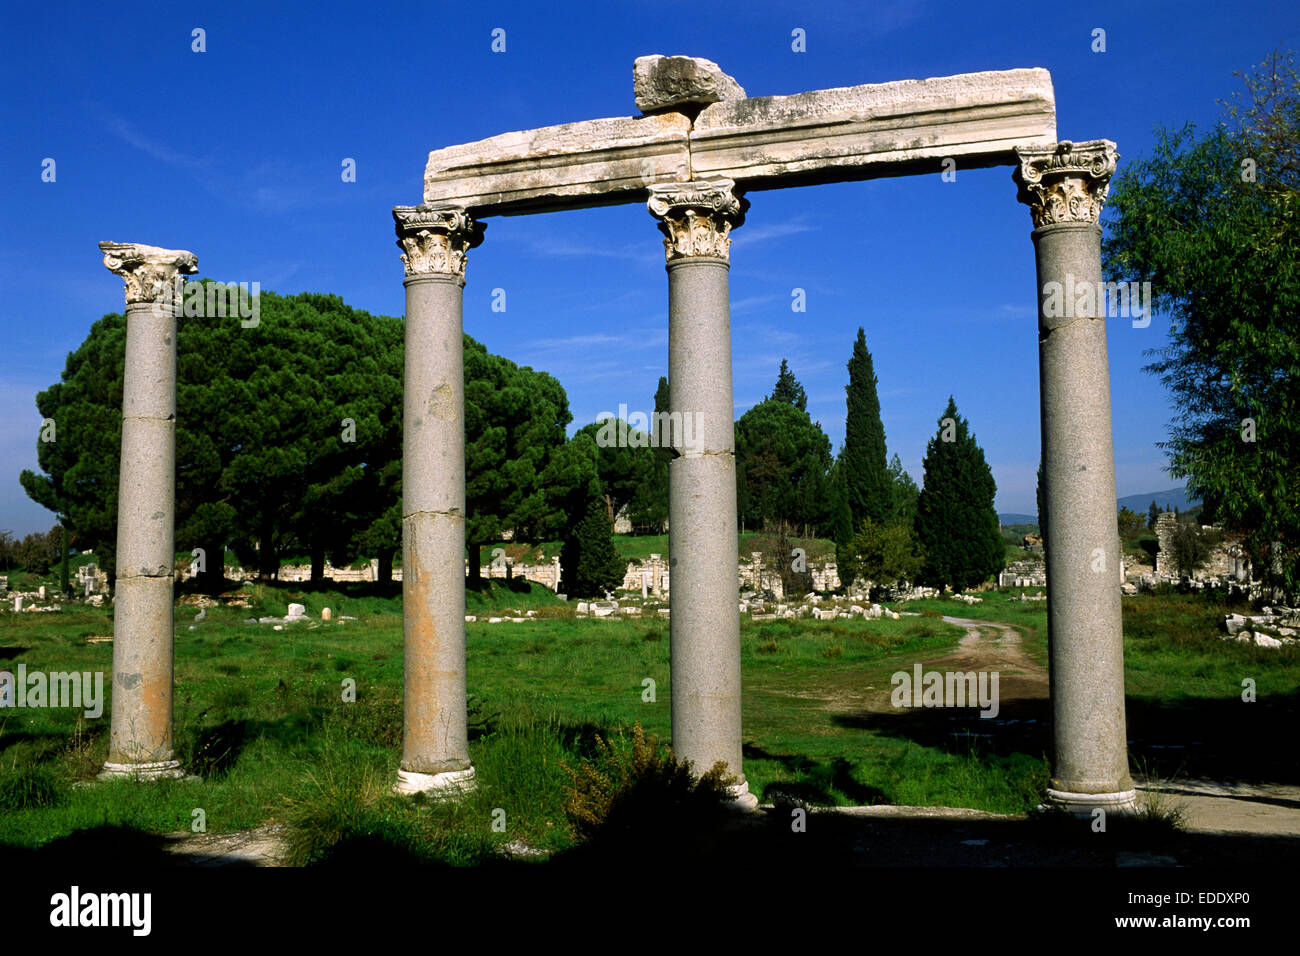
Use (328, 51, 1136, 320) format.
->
(392, 205, 485, 795)
(647, 179, 756, 809)
(98, 241, 196, 780)
(1014, 141, 1136, 813)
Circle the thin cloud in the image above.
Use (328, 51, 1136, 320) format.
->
(98, 111, 214, 172)
(730, 220, 815, 248)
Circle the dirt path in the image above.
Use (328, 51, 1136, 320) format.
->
(923, 615, 1300, 841)
(934, 615, 1049, 702)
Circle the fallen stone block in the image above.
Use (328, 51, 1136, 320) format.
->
(634, 54, 745, 113)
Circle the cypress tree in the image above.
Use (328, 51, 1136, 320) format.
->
(769, 359, 808, 412)
(840, 328, 890, 528)
(561, 483, 626, 598)
(914, 396, 1004, 591)
(830, 465, 859, 589)
(59, 524, 70, 596)
(1036, 463, 1047, 541)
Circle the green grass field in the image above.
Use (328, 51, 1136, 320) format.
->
(1, 576, 1295, 863)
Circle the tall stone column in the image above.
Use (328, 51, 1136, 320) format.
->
(98, 241, 196, 780)
(392, 205, 485, 795)
(1014, 141, 1136, 812)
(647, 179, 756, 809)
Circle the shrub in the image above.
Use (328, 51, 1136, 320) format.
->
(1170, 522, 1213, 578)
(560, 721, 737, 843)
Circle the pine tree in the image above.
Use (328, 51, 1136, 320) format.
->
(768, 359, 807, 412)
(734, 399, 832, 535)
(840, 328, 890, 528)
(1147, 500, 1160, 530)
(914, 397, 1004, 591)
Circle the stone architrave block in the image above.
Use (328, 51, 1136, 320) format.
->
(423, 67, 1056, 215)
(690, 68, 1057, 188)
(424, 113, 692, 215)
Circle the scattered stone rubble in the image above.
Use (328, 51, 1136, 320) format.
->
(1221, 606, 1300, 648)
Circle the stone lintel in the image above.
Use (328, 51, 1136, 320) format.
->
(691, 68, 1057, 190)
(422, 68, 1056, 216)
(424, 113, 692, 217)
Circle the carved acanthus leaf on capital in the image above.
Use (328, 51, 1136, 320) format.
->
(99, 241, 199, 304)
(1013, 140, 1119, 228)
(647, 179, 748, 261)
(393, 205, 486, 277)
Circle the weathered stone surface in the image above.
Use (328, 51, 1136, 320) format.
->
(634, 55, 744, 113)
(692, 68, 1056, 188)
(424, 113, 691, 214)
(423, 67, 1055, 215)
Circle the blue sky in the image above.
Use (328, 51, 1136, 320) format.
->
(2, 0, 1297, 535)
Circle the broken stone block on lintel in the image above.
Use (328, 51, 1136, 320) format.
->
(634, 54, 745, 114)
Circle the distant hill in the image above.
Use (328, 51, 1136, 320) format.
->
(998, 487, 1199, 526)
(1118, 487, 1200, 513)
(998, 514, 1038, 526)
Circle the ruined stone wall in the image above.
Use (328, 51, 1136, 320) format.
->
(1153, 512, 1179, 579)
(1153, 513, 1251, 583)
(999, 558, 1047, 588)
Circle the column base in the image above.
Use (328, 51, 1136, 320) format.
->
(393, 766, 476, 797)
(726, 779, 759, 812)
(98, 759, 186, 781)
(1040, 787, 1138, 815)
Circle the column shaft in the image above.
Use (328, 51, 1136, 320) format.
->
(1034, 224, 1133, 805)
(400, 273, 471, 783)
(1015, 141, 1135, 812)
(97, 240, 195, 780)
(392, 205, 483, 796)
(108, 301, 178, 769)
(649, 179, 755, 809)
(667, 258, 745, 787)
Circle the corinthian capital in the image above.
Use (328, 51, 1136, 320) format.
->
(1013, 140, 1119, 228)
(647, 179, 748, 261)
(99, 241, 198, 304)
(393, 205, 486, 277)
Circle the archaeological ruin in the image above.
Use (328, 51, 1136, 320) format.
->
(98, 55, 1137, 813)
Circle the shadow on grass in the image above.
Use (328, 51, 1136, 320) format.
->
(831, 696, 1052, 760)
(178, 706, 333, 780)
(549, 804, 1300, 869)
(830, 689, 1300, 785)
(742, 744, 889, 806)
